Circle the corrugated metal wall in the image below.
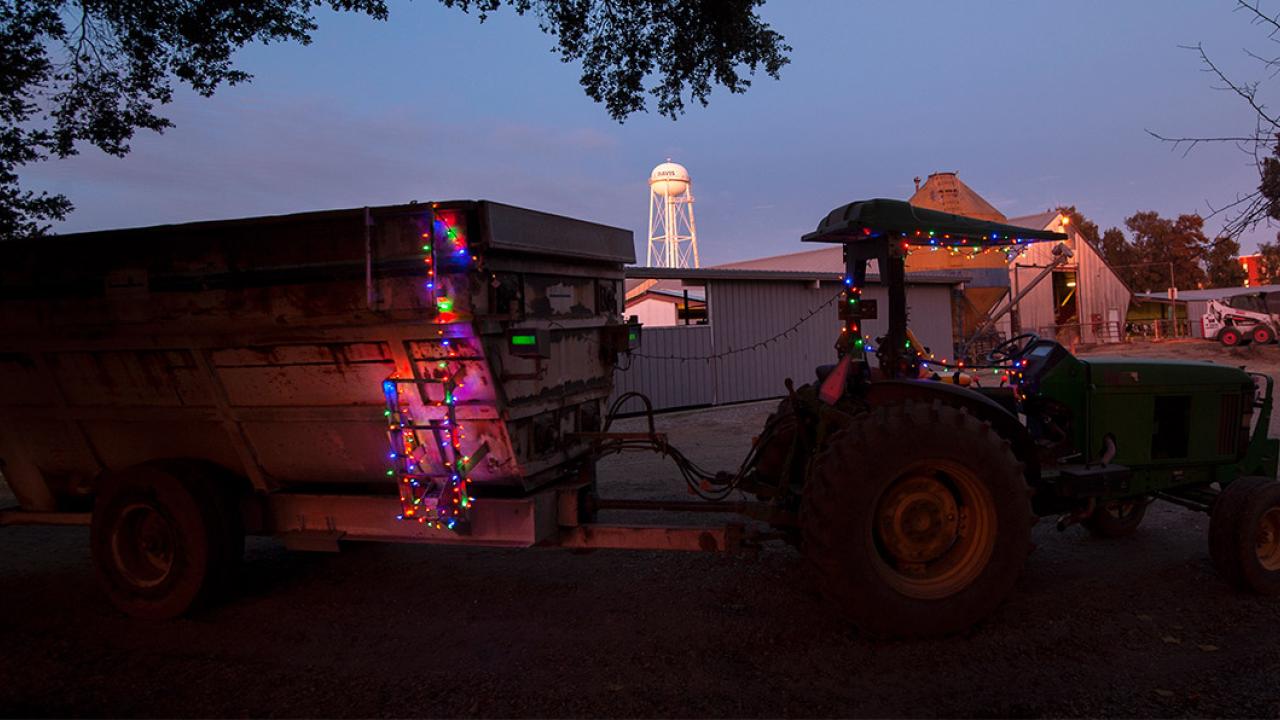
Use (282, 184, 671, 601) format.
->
(1076, 237, 1132, 342)
(610, 324, 715, 410)
(610, 279, 957, 411)
(1188, 300, 1208, 338)
(1010, 261, 1056, 338)
(707, 280, 839, 405)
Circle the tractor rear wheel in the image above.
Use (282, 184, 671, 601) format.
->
(1253, 326, 1275, 345)
(1210, 476, 1280, 595)
(1083, 499, 1148, 539)
(801, 400, 1031, 638)
(1219, 327, 1244, 347)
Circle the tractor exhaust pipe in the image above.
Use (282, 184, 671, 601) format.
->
(1099, 435, 1117, 466)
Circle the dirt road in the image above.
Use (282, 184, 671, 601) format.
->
(3, 340, 1280, 717)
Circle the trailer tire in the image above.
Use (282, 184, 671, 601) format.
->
(801, 400, 1031, 638)
(1083, 499, 1147, 539)
(1219, 327, 1244, 347)
(1210, 476, 1280, 595)
(90, 461, 244, 619)
(1254, 326, 1276, 345)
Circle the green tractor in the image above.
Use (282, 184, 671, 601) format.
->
(745, 199, 1280, 637)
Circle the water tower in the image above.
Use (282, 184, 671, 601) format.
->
(646, 160, 700, 268)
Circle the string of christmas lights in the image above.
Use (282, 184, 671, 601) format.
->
(382, 208, 478, 532)
(631, 288, 845, 362)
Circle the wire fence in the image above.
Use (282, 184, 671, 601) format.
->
(1029, 319, 1192, 345)
(1122, 319, 1193, 341)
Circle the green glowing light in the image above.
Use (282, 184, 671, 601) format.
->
(511, 334, 537, 346)
(436, 297, 454, 312)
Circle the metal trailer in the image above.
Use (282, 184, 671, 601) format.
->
(0, 201, 749, 618)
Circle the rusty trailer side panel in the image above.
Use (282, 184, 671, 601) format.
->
(0, 201, 635, 518)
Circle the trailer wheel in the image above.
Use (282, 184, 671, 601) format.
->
(1083, 499, 1148, 539)
(801, 401, 1030, 638)
(90, 461, 243, 619)
(1210, 476, 1280, 595)
(1254, 326, 1276, 345)
(1219, 327, 1244, 347)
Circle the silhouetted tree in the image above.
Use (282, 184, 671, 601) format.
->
(1123, 211, 1211, 291)
(1093, 211, 1250, 290)
(1090, 225, 1141, 281)
(1205, 235, 1248, 287)
(1053, 205, 1102, 249)
(0, 0, 789, 239)
(1151, 2, 1280, 237)
(1255, 239, 1280, 285)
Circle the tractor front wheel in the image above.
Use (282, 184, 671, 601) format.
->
(1210, 476, 1280, 595)
(1219, 327, 1244, 347)
(1083, 499, 1148, 539)
(801, 400, 1031, 638)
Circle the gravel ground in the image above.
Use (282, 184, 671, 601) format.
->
(4, 340, 1280, 717)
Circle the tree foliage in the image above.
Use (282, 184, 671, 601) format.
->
(1122, 211, 1210, 291)
(1150, 2, 1280, 238)
(444, 0, 789, 120)
(1205, 234, 1248, 287)
(1088, 209, 1248, 292)
(0, 0, 789, 240)
(1054, 205, 1102, 249)
(1097, 226, 1136, 272)
(1255, 239, 1280, 285)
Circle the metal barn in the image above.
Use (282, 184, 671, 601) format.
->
(611, 268, 962, 411)
(1006, 211, 1132, 346)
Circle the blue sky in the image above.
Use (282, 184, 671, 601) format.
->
(24, 1, 1280, 263)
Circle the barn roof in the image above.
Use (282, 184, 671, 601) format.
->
(909, 172, 1007, 222)
(625, 277, 706, 300)
(1007, 210, 1060, 230)
(1137, 285, 1280, 302)
(714, 245, 843, 273)
(626, 266, 967, 285)
(632, 287, 707, 302)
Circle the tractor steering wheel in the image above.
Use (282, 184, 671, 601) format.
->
(987, 333, 1040, 364)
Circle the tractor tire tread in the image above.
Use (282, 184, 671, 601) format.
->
(1210, 476, 1280, 595)
(800, 400, 1031, 638)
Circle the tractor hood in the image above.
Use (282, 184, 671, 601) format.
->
(1083, 357, 1252, 388)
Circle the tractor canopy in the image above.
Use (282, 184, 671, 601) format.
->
(802, 198, 1068, 247)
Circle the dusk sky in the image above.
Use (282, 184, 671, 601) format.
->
(23, 1, 1280, 264)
